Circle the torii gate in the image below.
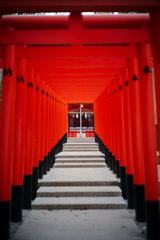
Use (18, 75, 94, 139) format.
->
(0, 5, 160, 240)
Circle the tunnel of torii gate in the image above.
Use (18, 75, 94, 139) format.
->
(0, 3, 160, 240)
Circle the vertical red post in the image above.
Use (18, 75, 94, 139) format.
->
(11, 58, 27, 221)
(116, 74, 127, 199)
(23, 68, 35, 209)
(48, 87, 52, 170)
(138, 43, 159, 239)
(44, 84, 49, 174)
(128, 58, 146, 222)
(0, 45, 16, 239)
(39, 80, 45, 178)
(121, 67, 135, 209)
(32, 75, 41, 200)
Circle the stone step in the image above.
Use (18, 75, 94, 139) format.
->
(37, 186, 122, 197)
(53, 163, 107, 168)
(55, 158, 105, 163)
(55, 151, 105, 159)
(63, 143, 98, 147)
(62, 148, 99, 152)
(32, 196, 126, 210)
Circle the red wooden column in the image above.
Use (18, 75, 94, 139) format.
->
(44, 84, 49, 174)
(0, 45, 16, 239)
(128, 58, 146, 222)
(109, 85, 117, 174)
(39, 80, 46, 178)
(138, 43, 159, 240)
(11, 58, 27, 222)
(48, 87, 52, 170)
(116, 74, 127, 199)
(112, 80, 120, 177)
(23, 68, 35, 209)
(32, 75, 41, 200)
(50, 90, 54, 166)
(121, 68, 135, 209)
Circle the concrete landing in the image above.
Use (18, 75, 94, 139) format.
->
(55, 151, 105, 158)
(11, 209, 144, 240)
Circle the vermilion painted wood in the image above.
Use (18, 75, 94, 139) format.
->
(16, 44, 138, 58)
(0, 45, 16, 201)
(27, 58, 127, 68)
(44, 85, 49, 157)
(112, 80, 120, 162)
(24, 68, 35, 175)
(1, 14, 150, 30)
(0, 28, 151, 45)
(128, 58, 145, 186)
(33, 76, 41, 168)
(138, 43, 159, 201)
(39, 81, 45, 162)
(116, 74, 126, 167)
(121, 68, 134, 175)
(12, 59, 27, 186)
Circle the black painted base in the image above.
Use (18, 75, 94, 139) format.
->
(11, 185, 23, 221)
(120, 166, 127, 200)
(23, 175, 32, 209)
(43, 156, 48, 175)
(109, 152, 113, 170)
(126, 174, 135, 209)
(53, 147, 55, 165)
(146, 200, 160, 240)
(47, 152, 51, 171)
(38, 161, 43, 179)
(116, 160, 120, 178)
(32, 167, 39, 200)
(112, 155, 116, 174)
(0, 201, 10, 240)
(134, 184, 146, 222)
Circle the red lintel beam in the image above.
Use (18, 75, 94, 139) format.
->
(40, 75, 115, 81)
(0, 28, 151, 45)
(15, 44, 138, 59)
(1, 14, 150, 30)
(27, 58, 127, 68)
(0, 1, 159, 14)
(35, 68, 121, 75)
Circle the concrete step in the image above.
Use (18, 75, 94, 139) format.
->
(37, 186, 122, 197)
(63, 143, 98, 147)
(67, 138, 95, 143)
(55, 158, 105, 163)
(32, 196, 126, 210)
(53, 163, 107, 168)
(62, 148, 99, 152)
(55, 151, 105, 159)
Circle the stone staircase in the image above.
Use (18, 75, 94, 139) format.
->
(32, 138, 126, 210)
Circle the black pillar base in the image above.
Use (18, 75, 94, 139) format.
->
(11, 185, 23, 222)
(146, 200, 160, 240)
(0, 201, 10, 240)
(116, 160, 120, 178)
(134, 184, 146, 222)
(23, 175, 32, 209)
(120, 166, 127, 200)
(53, 147, 55, 165)
(38, 161, 43, 179)
(43, 156, 48, 175)
(109, 152, 113, 170)
(32, 167, 39, 200)
(126, 174, 135, 209)
(112, 155, 116, 174)
(47, 152, 51, 171)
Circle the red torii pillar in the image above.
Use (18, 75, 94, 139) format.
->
(11, 58, 27, 221)
(128, 58, 146, 222)
(32, 75, 41, 200)
(138, 43, 159, 240)
(23, 68, 35, 209)
(39, 80, 46, 178)
(116, 74, 127, 199)
(121, 67, 135, 209)
(0, 45, 16, 239)
(44, 84, 49, 174)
